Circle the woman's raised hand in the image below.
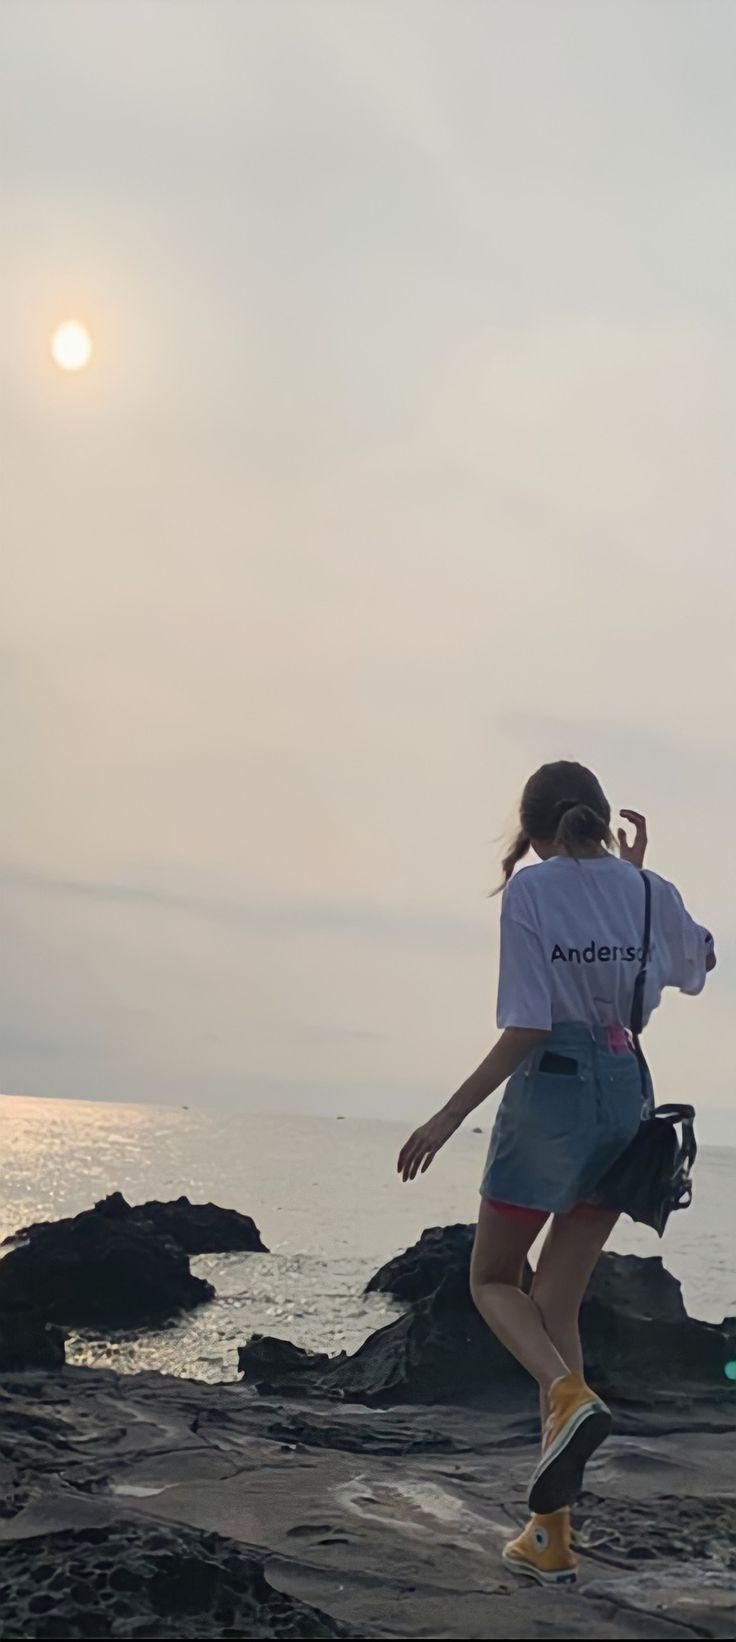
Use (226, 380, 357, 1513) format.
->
(618, 809, 648, 868)
(398, 1107, 460, 1182)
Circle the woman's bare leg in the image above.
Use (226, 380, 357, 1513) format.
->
(469, 1205, 569, 1394)
(531, 1206, 618, 1429)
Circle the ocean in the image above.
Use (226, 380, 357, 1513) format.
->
(0, 1092, 734, 1383)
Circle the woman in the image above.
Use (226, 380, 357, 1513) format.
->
(398, 761, 715, 1586)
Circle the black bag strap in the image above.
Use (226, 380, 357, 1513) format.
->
(676, 1108, 698, 1189)
(630, 870, 651, 1037)
(630, 870, 652, 1099)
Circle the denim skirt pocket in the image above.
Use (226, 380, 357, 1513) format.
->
(521, 1069, 585, 1141)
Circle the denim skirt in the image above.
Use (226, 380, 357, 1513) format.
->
(480, 1023, 652, 1215)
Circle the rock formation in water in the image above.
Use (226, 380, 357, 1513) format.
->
(0, 1191, 270, 1362)
(366, 1221, 476, 1303)
(6, 1190, 268, 1256)
(134, 1194, 268, 1254)
(0, 1197, 213, 1330)
(239, 1228, 735, 1408)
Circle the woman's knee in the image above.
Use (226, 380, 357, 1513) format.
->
(469, 1259, 486, 1310)
(530, 1268, 579, 1325)
(470, 1259, 522, 1312)
(469, 1265, 491, 1312)
(469, 1206, 534, 1312)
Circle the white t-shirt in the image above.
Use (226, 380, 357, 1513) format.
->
(497, 855, 712, 1032)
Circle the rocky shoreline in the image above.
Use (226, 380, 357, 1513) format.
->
(0, 1199, 735, 1637)
(241, 1226, 736, 1410)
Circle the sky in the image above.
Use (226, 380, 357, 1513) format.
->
(2, 0, 735, 1136)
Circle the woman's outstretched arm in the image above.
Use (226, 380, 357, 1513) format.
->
(398, 1026, 548, 1182)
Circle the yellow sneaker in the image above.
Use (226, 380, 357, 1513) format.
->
(503, 1509, 577, 1586)
(529, 1372, 611, 1514)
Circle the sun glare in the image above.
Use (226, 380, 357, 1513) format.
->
(51, 321, 93, 373)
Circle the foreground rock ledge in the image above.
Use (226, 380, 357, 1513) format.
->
(0, 1364, 734, 1639)
(240, 1233, 736, 1409)
(0, 1518, 357, 1640)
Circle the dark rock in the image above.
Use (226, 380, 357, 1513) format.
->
(241, 1336, 332, 1392)
(369, 1222, 692, 1323)
(0, 1190, 268, 1332)
(240, 1290, 529, 1409)
(0, 1519, 358, 1638)
(240, 1227, 735, 1409)
(0, 1201, 213, 1329)
(366, 1222, 474, 1304)
(0, 1300, 66, 1370)
(133, 1196, 267, 1255)
(584, 1247, 687, 1323)
(582, 1266, 728, 1401)
(6, 1192, 268, 1256)
(575, 1488, 736, 1566)
(263, 1407, 456, 1455)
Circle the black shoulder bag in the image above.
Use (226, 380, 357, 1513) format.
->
(594, 870, 697, 1237)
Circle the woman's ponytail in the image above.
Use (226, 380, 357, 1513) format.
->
(498, 827, 530, 889)
(553, 801, 612, 854)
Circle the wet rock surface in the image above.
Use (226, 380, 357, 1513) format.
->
(241, 1234, 735, 1409)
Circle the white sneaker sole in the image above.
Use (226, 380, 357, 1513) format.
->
(502, 1548, 577, 1587)
(529, 1398, 612, 1515)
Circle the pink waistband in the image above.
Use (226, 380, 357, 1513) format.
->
(606, 1026, 633, 1054)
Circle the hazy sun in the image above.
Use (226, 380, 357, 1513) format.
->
(51, 320, 93, 373)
